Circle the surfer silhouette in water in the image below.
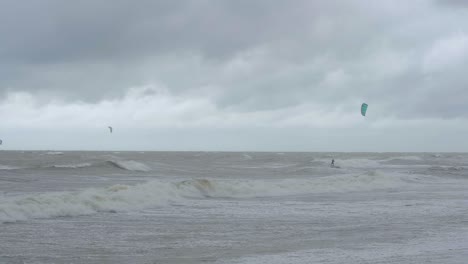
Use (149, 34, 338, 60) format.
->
(331, 159, 335, 167)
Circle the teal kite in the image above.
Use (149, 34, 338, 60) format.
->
(361, 103, 368, 116)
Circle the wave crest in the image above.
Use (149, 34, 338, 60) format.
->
(0, 171, 414, 223)
(0, 159, 151, 172)
(106, 160, 151, 172)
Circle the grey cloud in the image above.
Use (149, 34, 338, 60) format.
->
(1, 0, 468, 120)
(0, 0, 344, 100)
(436, 0, 468, 7)
(0, 0, 339, 64)
(2, 0, 468, 151)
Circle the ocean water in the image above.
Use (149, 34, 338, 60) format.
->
(0, 151, 467, 263)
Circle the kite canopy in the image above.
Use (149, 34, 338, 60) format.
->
(361, 103, 368, 116)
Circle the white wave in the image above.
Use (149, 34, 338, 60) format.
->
(177, 171, 407, 198)
(51, 163, 93, 169)
(235, 163, 297, 169)
(242, 153, 253, 160)
(429, 165, 467, 172)
(44, 151, 64, 155)
(0, 171, 413, 223)
(318, 157, 427, 168)
(317, 158, 381, 168)
(106, 160, 151, 172)
(0, 165, 20, 170)
(390, 155, 423, 161)
(0, 181, 179, 223)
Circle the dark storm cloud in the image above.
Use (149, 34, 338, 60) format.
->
(0, 0, 337, 64)
(0, 0, 344, 99)
(0, 0, 187, 63)
(0, 0, 468, 120)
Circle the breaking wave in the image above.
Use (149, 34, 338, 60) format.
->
(0, 165, 21, 170)
(242, 154, 253, 160)
(428, 166, 468, 177)
(317, 156, 429, 169)
(390, 155, 423, 161)
(51, 163, 94, 169)
(48, 159, 151, 172)
(44, 151, 64, 156)
(0, 171, 416, 223)
(2, 159, 152, 172)
(106, 160, 151, 172)
(316, 158, 381, 168)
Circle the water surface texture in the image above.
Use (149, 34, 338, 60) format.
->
(0, 151, 467, 263)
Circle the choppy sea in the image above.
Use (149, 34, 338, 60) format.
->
(0, 151, 467, 263)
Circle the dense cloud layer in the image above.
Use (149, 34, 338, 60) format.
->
(0, 0, 467, 150)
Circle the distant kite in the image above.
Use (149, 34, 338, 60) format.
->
(361, 103, 368, 116)
(0, 139, 2, 145)
(108, 126, 113, 133)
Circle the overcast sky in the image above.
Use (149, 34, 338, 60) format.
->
(1, 0, 468, 151)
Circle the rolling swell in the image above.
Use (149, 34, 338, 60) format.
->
(0, 165, 21, 170)
(105, 160, 151, 172)
(0, 171, 417, 223)
(0, 159, 151, 172)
